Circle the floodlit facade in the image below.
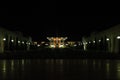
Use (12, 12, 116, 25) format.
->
(82, 24, 120, 53)
(0, 27, 32, 53)
(47, 37, 67, 48)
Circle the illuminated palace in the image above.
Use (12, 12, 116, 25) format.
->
(47, 37, 67, 48)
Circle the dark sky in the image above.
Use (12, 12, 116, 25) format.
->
(0, 8, 120, 41)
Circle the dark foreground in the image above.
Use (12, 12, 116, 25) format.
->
(0, 48, 120, 80)
(0, 48, 120, 59)
(0, 59, 120, 80)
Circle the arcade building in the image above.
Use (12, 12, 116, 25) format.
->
(0, 27, 32, 53)
(82, 24, 120, 53)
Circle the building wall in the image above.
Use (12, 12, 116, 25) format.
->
(82, 24, 120, 53)
(0, 27, 32, 53)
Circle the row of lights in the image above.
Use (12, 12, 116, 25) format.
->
(37, 43, 83, 48)
(37, 43, 49, 47)
(3, 38, 30, 45)
(65, 43, 82, 47)
(84, 36, 120, 45)
(65, 43, 83, 46)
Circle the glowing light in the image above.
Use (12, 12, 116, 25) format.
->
(89, 41, 91, 43)
(26, 42, 30, 45)
(117, 36, 120, 39)
(37, 44, 40, 47)
(41, 42, 45, 44)
(28, 43, 30, 45)
(11, 40, 14, 42)
(99, 40, 101, 42)
(22, 41, 24, 44)
(18, 41, 20, 43)
(106, 38, 109, 41)
(74, 44, 77, 47)
(3, 38, 6, 41)
(34, 42, 37, 45)
(66, 44, 68, 45)
(45, 44, 48, 46)
(50, 45, 55, 48)
(59, 45, 64, 48)
(93, 41, 95, 43)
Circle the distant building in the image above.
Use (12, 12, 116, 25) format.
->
(67, 41, 75, 46)
(0, 27, 32, 53)
(82, 24, 120, 53)
(47, 37, 67, 48)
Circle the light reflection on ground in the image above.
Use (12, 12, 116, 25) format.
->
(0, 59, 120, 80)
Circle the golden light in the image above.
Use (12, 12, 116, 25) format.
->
(34, 42, 37, 45)
(58, 38, 61, 40)
(47, 37, 67, 48)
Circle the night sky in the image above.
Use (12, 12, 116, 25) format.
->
(0, 8, 120, 41)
